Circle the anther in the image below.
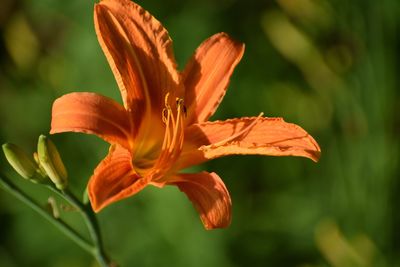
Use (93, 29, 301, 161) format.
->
(176, 98, 184, 106)
(175, 97, 187, 117)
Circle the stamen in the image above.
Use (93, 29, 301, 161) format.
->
(161, 108, 171, 150)
(153, 94, 186, 180)
(176, 98, 187, 117)
(169, 102, 182, 152)
(165, 92, 171, 107)
(201, 112, 264, 149)
(162, 108, 168, 123)
(176, 98, 184, 106)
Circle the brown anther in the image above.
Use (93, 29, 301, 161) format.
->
(175, 98, 187, 117)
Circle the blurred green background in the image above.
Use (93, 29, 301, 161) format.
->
(0, 0, 399, 266)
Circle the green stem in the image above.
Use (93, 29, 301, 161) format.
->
(47, 186, 110, 267)
(0, 174, 93, 254)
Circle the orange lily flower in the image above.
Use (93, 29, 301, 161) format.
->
(50, 0, 320, 229)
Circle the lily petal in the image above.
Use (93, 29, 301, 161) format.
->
(182, 33, 245, 124)
(179, 117, 321, 168)
(169, 172, 232, 230)
(88, 145, 148, 212)
(51, 92, 132, 149)
(95, 0, 181, 118)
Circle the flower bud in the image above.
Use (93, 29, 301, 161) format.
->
(37, 135, 68, 190)
(2, 143, 42, 182)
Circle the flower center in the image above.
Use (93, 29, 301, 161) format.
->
(149, 93, 186, 183)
